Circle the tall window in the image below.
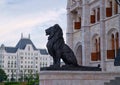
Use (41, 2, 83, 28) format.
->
(90, 9, 96, 24)
(107, 34, 115, 59)
(74, 17, 81, 29)
(90, 7, 100, 24)
(107, 32, 119, 59)
(106, 1, 112, 17)
(91, 36, 101, 61)
(106, 0, 118, 17)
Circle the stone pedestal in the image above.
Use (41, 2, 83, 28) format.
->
(39, 71, 120, 85)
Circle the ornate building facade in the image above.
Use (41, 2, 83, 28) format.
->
(0, 34, 52, 81)
(66, 0, 120, 71)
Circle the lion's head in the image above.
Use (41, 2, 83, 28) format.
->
(45, 24, 63, 40)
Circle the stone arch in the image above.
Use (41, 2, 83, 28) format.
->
(107, 28, 118, 35)
(74, 42, 82, 65)
(92, 34, 99, 52)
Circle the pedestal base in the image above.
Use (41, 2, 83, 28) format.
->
(40, 65, 101, 71)
(39, 71, 120, 85)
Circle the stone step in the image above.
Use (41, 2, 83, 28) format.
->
(110, 78, 120, 85)
(115, 77, 120, 80)
(109, 80, 120, 85)
(104, 82, 110, 85)
(104, 77, 120, 85)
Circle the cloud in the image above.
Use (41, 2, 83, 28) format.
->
(0, 0, 67, 48)
(0, 0, 5, 5)
(0, 8, 66, 47)
(0, 8, 66, 33)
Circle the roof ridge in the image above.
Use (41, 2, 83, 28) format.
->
(16, 38, 37, 50)
(5, 46, 16, 48)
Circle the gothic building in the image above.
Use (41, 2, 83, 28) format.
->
(66, 0, 120, 71)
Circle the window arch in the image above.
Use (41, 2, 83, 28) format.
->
(91, 34, 101, 61)
(74, 15, 82, 30)
(107, 29, 119, 59)
(74, 42, 82, 65)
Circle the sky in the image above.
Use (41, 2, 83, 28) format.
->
(0, 0, 67, 49)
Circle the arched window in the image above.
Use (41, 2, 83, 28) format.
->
(74, 17, 81, 29)
(75, 45, 82, 65)
(106, 0, 118, 17)
(90, 9, 96, 24)
(91, 35, 101, 61)
(107, 32, 119, 59)
(107, 34, 115, 59)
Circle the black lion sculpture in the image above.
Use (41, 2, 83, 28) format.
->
(45, 24, 78, 67)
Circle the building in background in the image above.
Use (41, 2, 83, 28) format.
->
(0, 34, 52, 81)
(66, 0, 120, 71)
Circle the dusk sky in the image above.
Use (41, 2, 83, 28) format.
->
(0, 0, 67, 49)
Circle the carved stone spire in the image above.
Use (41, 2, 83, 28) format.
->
(28, 34, 30, 39)
(21, 33, 23, 39)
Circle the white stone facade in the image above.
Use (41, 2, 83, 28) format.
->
(66, 0, 120, 71)
(0, 35, 52, 81)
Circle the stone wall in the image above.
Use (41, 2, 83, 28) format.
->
(73, 30, 82, 50)
(39, 71, 120, 85)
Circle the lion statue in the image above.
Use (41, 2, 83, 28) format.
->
(45, 24, 78, 67)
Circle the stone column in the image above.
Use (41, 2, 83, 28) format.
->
(81, 0, 90, 66)
(112, 0, 115, 15)
(95, 8, 97, 22)
(66, 0, 74, 49)
(100, 0, 106, 71)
